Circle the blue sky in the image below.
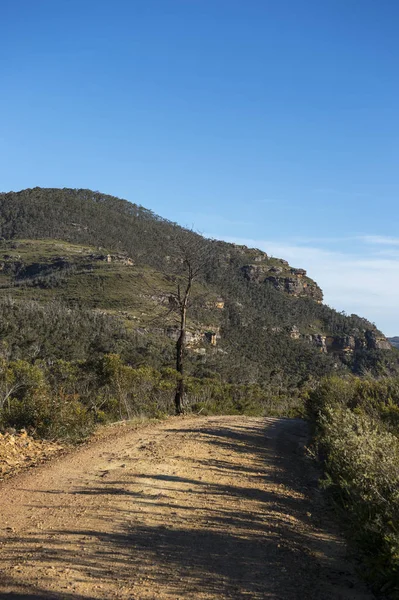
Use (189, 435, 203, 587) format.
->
(1, 1, 399, 333)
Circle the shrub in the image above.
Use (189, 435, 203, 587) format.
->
(0, 352, 305, 443)
(309, 377, 399, 593)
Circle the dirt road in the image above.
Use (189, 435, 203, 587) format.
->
(0, 416, 374, 599)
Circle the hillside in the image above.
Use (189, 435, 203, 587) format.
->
(0, 187, 396, 387)
(388, 337, 399, 349)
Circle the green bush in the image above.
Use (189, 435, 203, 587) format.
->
(0, 352, 304, 442)
(0, 358, 95, 441)
(308, 376, 399, 593)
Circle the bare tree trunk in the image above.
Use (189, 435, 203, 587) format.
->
(174, 304, 187, 415)
(166, 238, 207, 416)
(174, 332, 184, 414)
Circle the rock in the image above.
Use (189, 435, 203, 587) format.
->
(365, 330, 392, 351)
(309, 334, 328, 353)
(103, 253, 134, 266)
(241, 264, 270, 283)
(241, 263, 323, 302)
(290, 268, 307, 277)
(265, 276, 323, 302)
(204, 331, 218, 346)
(290, 326, 300, 340)
(193, 347, 206, 355)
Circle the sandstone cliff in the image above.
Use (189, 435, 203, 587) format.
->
(241, 262, 323, 302)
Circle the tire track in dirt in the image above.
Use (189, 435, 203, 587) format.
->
(0, 416, 374, 599)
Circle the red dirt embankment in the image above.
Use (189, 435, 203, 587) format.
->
(0, 429, 63, 481)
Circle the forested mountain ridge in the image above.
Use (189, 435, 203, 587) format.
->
(0, 187, 397, 387)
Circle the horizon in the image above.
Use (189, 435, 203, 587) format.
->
(2, 1, 399, 334)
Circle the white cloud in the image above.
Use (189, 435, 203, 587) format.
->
(360, 235, 399, 246)
(215, 234, 399, 336)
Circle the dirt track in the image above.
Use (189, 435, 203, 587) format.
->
(0, 416, 374, 599)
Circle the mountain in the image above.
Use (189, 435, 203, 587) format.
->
(388, 337, 399, 349)
(0, 187, 397, 387)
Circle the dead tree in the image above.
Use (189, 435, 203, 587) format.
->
(167, 231, 210, 415)
(139, 228, 212, 415)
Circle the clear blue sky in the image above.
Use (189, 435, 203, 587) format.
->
(2, 1, 399, 333)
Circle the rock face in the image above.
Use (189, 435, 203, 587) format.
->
(305, 334, 328, 353)
(241, 264, 323, 302)
(104, 253, 134, 266)
(294, 329, 393, 355)
(365, 330, 392, 351)
(325, 336, 358, 354)
(164, 327, 220, 347)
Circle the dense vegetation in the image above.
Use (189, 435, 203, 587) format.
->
(0, 188, 387, 344)
(0, 187, 397, 439)
(0, 297, 302, 439)
(307, 377, 399, 596)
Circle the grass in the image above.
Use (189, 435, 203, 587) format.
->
(0, 238, 221, 331)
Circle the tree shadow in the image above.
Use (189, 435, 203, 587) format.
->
(0, 418, 372, 599)
(0, 572, 97, 599)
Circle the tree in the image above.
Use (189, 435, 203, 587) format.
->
(164, 230, 211, 415)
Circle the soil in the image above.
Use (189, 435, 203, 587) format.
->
(0, 416, 375, 599)
(0, 430, 64, 481)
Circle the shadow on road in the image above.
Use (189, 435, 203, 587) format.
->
(0, 418, 371, 599)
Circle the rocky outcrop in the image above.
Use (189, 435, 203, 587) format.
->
(241, 264, 270, 283)
(103, 253, 134, 266)
(305, 334, 328, 353)
(240, 261, 291, 282)
(265, 275, 323, 301)
(290, 268, 307, 277)
(204, 330, 219, 346)
(365, 330, 392, 351)
(325, 336, 358, 354)
(205, 298, 225, 310)
(241, 264, 323, 302)
(164, 327, 220, 347)
(0, 251, 134, 283)
(287, 325, 392, 356)
(312, 334, 328, 353)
